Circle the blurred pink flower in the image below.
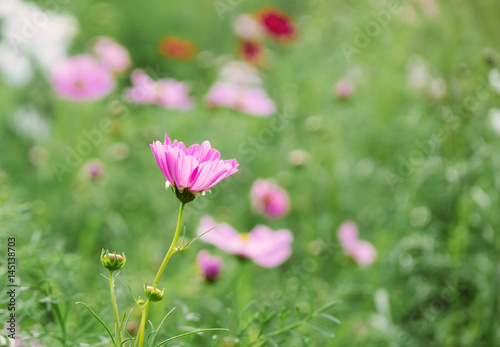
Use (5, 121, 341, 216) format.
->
(51, 55, 115, 101)
(84, 159, 103, 180)
(150, 133, 239, 194)
(197, 216, 293, 268)
(197, 250, 223, 282)
(94, 37, 131, 74)
(239, 87, 276, 116)
(335, 79, 354, 100)
(125, 69, 194, 110)
(338, 221, 376, 266)
(206, 83, 275, 117)
(251, 179, 289, 218)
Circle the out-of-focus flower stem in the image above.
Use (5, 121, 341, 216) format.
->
(109, 271, 122, 346)
(136, 202, 185, 347)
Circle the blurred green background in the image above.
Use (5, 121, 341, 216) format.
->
(1, 0, 500, 346)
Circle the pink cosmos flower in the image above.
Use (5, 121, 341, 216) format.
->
(150, 134, 239, 197)
(51, 55, 115, 101)
(335, 79, 354, 100)
(197, 216, 293, 268)
(125, 69, 194, 110)
(338, 221, 376, 266)
(93, 37, 131, 74)
(251, 179, 290, 218)
(197, 250, 223, 282)
(206, 83, 275, 117)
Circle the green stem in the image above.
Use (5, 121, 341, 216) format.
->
(136, 302, 151, 347)
(109, 271, 123, 346)
(136, 202, 185, 347)
(152, 202, 185, 287)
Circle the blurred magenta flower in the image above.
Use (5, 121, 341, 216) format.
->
(51, 55, 115, 101)
(251, 179, 290, 218)
(197, 216, 293, 268)
(335, 79, 354, 100)
(94, 37, 131, 74)
(257, 7, 298, 43)
(206, 83, 275, 117)
(125, 69, 194, 110)
(197, 250, 223, 282)
(338, 221, 376, 266)
(150, 134, 239, 197)
(84, 159, 103, 180)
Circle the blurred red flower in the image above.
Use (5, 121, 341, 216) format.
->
(256, 7, 297, 43)
(238, 40, 264, 65)
(159, 37, 197, 60)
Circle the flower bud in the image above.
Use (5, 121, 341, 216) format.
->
(145, 285, 165, 302)
(101, 249, 126, 271)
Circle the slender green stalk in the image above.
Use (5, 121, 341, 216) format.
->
(136, 202, 185, 347)
(152, 202, 185, 287)
(109, 271, 123, 346)
(136, 302, 151, 347)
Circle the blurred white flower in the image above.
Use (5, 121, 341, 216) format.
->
(488, 68, 500, 94)
(11, 104, 50, 141)
(218, 60, 262, 86)
(233, 14, 264, 42)
(407, 56, 429, 89)
(428, 77, 447, 99)
(0, 0, 78, 85)
(488, 108, 500, 134)
(0, 42, 33, 85)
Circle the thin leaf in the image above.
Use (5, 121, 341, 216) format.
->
(182, 225, 220, 249)
(317, 300, 342, 313)
(119, 308, 134, 341)
(239, 300, 257, 318)
(76, 302, 116, 346)
(314, 312, 341, 325)
(289, 330, 305, 347)
(154, 328, 229, 347)
(121, 337, 134, 347)
(146, 307, 176, 345)
(268, 339, 279, 347)
(305, 322, 334, 338)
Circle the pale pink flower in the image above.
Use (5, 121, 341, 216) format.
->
(150, 133, 238, 195)
(51, 55, 115, 101)
(239, 87, 276, 116)
(125, 69, 194, 110)
(234, 14, 265, 42)
(197, 250, 223, 282)
(197, 216, 293, 268)
(335, 79, 354, 100)
(251, 179, 289, 218)
(93, 37, 131, 74)
(206, 83, 275, 117)
(338, 221, 376, 266)
(206, 82, 240, 108)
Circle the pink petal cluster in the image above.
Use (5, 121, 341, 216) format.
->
(197, 250, 223, 282)
(207, 82, 275, 117)
(198, 216, 293, 268)
(335, 79, 354, 100)
(51, 55, 115, 101)
(150, 134, 238, 193)
(338, 221, 376, 266)
(125, 69, 194, 110)
(251, 179, 289, 218)
(93, 37, 131, 74)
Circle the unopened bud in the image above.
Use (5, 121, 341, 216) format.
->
(145, 285, 165, 302)
(101, 249, 126, 271)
